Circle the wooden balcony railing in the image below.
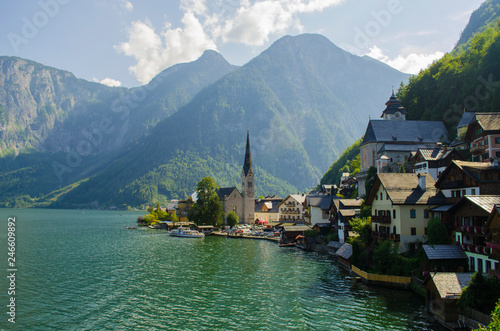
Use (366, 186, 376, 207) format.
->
(372, 215, 391, 224)
(372, 231, 400, 242)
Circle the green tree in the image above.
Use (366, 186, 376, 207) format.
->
(348, 216, 372, 248)
(426, 217, 449, 245)
(477, 298, 500, 331)
(364, 166, 377, 198)
(188, 177, 223, 226)
(227, 211, 239, 228)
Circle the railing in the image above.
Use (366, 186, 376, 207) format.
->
(372, 231, 400, 242)
(460, 243, 490, 256)
(470, 145, 486, 155)
(460, 225, 488, 236)
(439, 180, 465, 189)
(372, 215, 391, 224)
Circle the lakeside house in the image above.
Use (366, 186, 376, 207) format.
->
(329, 199, 362, 243)
(305, 194, 332, 226)
(357, 92, 448, 196)
(448, 195, 500, 273)
(412, 147, 464, 181)
(278, 194, 307, 224)
(254, 196, 282, 225)
(465, 112, 500, 162)
(422, 245, 468, 273)
(366, 173, 446, 252)
(435, 160, 500, 204)
(424, 272, 474, 327)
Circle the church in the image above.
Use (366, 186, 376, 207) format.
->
(357, 92, 448, 197)
(216, 131, 255, 224)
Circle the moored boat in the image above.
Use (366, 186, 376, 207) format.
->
(169, 227, 205, 238)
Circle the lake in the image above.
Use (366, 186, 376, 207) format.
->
(0, 209, 440, 330)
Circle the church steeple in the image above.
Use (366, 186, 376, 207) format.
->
(241, 130, 254, 224)
(243, 129, 253, 176)
(381, 90, 408, 120)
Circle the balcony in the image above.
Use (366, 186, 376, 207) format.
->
(461, 243, 490, 256)
(470, 145, 486, 155)
(372, 215, 391, 224)
(460, 225, 488, 236)
(372, 231, 400, 242)
(440, 180, 465, 189)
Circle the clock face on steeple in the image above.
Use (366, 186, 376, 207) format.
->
(395, 112, 400, 118)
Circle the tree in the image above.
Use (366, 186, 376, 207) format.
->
(348, 216, 372, 248)
(426, 217, 449, 245)
(478, 298, 500, 331)
(188, 177, 223, 226)
(364, 166, 377, 198)
(227, 211, 239, 228)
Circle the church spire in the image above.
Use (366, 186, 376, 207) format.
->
(243, 130, 253, 176)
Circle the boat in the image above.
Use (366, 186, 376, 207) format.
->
(169, 227, 205, 238)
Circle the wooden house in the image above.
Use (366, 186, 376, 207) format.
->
(424, 272, 473, 326)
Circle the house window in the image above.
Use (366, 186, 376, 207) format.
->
(374, 209, 377, 216)
(424, 210, 429, 218)
(411, 227, 416, 235)
(393, 210, 396, 219)
(485, 138, 488, 146)
(470, 257, 475, 271)
(380, 193, 383, 200)
(496, 137, 500, 144)
(410, 209, 416, 218)
(425, 227, 427, 235)
(478, 259, 484, 273)
(496, 151, 500, 157)
(471, 188, 476, 195)
(375, 195, 378, 200)
(386, 193, 389, 200)
(462, 189, 466, 197)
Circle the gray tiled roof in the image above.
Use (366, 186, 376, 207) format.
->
(457, 111, 475, 128)
(375, 173, 446, 205)
(417, 148, 455, 161)
(361, 120, 448, 146)
(308, 196, 333, 210)
(216, 187, 239, 200)
(427, 272, 474, 299)
(474, 112, 500, 131)
(423, 245, 467, 260)
(465, 196, 500, 213)
(336, 243, 353, 260)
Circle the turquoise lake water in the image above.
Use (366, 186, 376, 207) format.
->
(0, 209, 441, 330)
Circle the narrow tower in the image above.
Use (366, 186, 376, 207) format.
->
(241, 130, 255, 224)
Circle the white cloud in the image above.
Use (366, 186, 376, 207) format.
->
(116, 0, 344, 83)
(93, 77, 122, 87)
(221, 0, 344, 45)
(121, 0, 133, 11)
(115, 14, 217, 84)
(366, 46, 444, 74)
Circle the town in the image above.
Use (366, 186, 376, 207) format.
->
(141, 93, 500, 330)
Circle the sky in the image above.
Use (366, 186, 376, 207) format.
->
(0, 0, 487, 88)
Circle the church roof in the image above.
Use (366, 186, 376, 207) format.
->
(361, 120, 448, 146)
(242, 130, 253, 176)
(216, 187, 240, 200)
(381, 91, 408, 116)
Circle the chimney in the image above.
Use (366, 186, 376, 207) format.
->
(418, 173, 426, 191)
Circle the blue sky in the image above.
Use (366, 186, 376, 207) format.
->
(0, 0, 486, 87)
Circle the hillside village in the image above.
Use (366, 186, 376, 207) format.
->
(159, 92, 500, 330)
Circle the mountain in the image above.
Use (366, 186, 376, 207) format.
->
(0, 51, 237, 207)
(321, 0, 500, 191)
(455, 0, 500, 48)
(50, 34, 409, 208)
(398, 15, 500, 137)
